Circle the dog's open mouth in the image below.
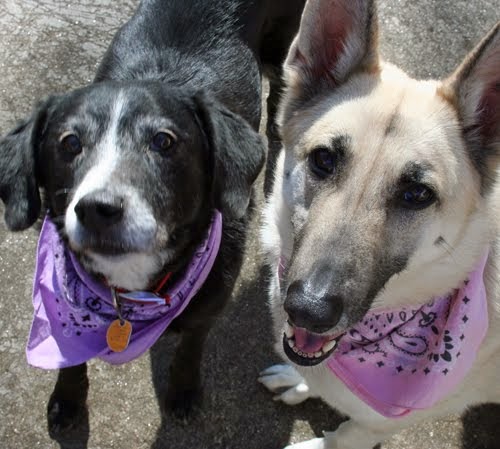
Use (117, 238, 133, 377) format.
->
(282, 321, 344, 366)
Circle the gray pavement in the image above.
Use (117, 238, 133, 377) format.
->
(0, 1, 499, 448)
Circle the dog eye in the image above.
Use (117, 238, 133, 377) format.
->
(150, 131, 176, 152)
(400, 183, 436, 210)
(60, 133, 82, 155)
(309, 147, 337, 178)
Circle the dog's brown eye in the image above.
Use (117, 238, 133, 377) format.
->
(150, 131, 176, 152)
(401, 183, 436, 210)
(309, 147, 337, 178)
(60, 133, 82, 155)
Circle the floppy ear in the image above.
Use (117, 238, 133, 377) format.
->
(440, 22, 500, 184)
(0, 101, 51, 231)
(193, 94, 265, 219)
(283, 0, 379, 109)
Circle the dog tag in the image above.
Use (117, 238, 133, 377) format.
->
(106, 319, 132, 352)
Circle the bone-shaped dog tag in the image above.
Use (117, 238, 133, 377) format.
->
(106, 319, 132, 352)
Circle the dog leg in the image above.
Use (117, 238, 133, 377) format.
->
(259, 364, 312, 405)
(284, 419, 393, 449)
(284, 438, 326, 449)
(47, 363, 89, 435)
(323, 419, 392, 449)
(165, 325, 211, 421)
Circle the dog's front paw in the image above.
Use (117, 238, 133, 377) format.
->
(47, 395, 87, 435)
(284, 437, 325, 449)
(259, 364, 311, 405)
(164, 387, 203, 423)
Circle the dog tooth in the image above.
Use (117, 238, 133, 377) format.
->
(314, 351, 322, 358)
(322, 339, 337, 353)
(287, 338, 295, 348)
(284, 322, 295, 339)
(292, 346, 299, 353)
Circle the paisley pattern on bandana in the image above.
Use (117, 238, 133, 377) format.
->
(26, 212, 222, 369)
(327, 252, 489, 418)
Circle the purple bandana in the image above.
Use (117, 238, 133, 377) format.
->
(326, 252, 489, 418)
(27, 212, 222, 369)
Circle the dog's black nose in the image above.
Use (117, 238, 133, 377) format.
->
(285, 279, 343, 333)
(74, 190, 124, 231)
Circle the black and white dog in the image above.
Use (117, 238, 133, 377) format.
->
(0, 0, 304, 434)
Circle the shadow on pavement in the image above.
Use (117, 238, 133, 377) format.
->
(461, 403, 500, 449)
(148, 263, 342, 449)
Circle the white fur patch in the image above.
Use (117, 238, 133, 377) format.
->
(65, 93, 126, 242)
(85, 251, 168, 291)
(259, 364, 311, 405)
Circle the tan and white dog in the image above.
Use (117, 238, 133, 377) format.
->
(259, 0, 500, 448)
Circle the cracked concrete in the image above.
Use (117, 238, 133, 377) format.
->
(0, 1, 499, 448)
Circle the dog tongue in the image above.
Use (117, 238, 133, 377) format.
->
(294, 327, 327, 353)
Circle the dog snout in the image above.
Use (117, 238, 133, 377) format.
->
(74, 190, 124, 231)
(285, 279, 344, 333)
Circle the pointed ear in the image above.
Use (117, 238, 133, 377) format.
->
(283, 0, 379, 107)
(0, 99, 52, 230)
(193, 93, 265, 219)
(440, 22, 500, 184)
(438, 22, 500, 188)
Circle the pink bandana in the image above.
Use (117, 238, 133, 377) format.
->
(326, 252, 489, 418)
(26, 212, 222, 369)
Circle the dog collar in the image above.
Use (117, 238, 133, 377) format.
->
(109, 271, 174, 306)
(26, 211, 222, 369)
(326, 251, 489, 418)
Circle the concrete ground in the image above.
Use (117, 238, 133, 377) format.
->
(0, 1, 499, 448)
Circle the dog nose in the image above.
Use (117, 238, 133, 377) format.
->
(74, 190, 124, 231)
(285, 280, 343, 333)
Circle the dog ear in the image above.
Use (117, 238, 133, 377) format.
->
(440, 22, 500, 183)
(283, 0, 379, 104)
(0, 99, 52, 231)
(193, 93, 265, 219)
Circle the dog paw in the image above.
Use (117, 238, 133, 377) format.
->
(47, 396, 86, 435)
(164, 387, 202, 423)
(284, 437, 325, 449)
(258, 364, 310, 405)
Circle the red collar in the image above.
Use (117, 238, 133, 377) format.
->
(106, 271, 173, 305)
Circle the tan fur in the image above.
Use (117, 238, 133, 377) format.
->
(260, 1, 500, 448)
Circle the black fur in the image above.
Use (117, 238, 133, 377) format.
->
(0, 0, 304, 434)
(0, 104, 48, 230)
